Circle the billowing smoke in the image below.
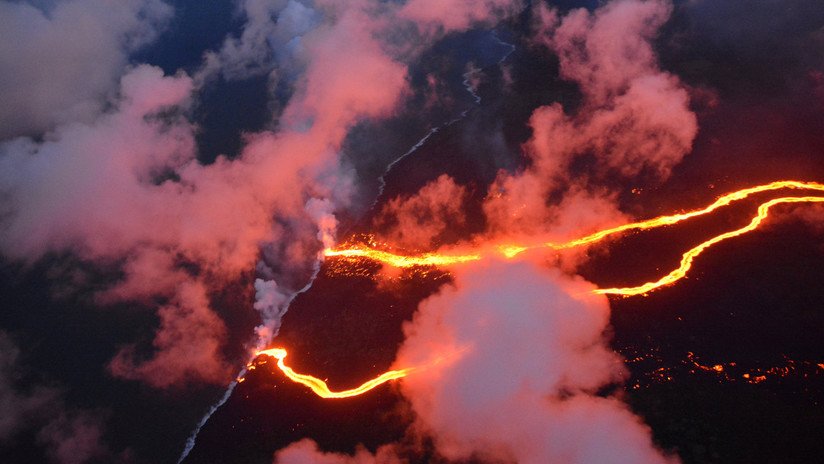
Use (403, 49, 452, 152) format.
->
(400, 0, 523, 33)
(109, 280, 231, 387)
(393, 259, 673, 464)
(0, 0, 172, 139)
(373, 174, 467, 250)
(197, 0, 321, 84)
(485, 0, 697, 242)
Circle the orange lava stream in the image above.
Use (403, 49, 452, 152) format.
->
(324, 181, 824, 294)
(323, 247, 481, 267)
(254, 348, 412, 398)
(547, 180, 824, 250)
(595, 196, 824, 296)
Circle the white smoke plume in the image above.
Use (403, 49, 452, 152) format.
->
(197, 0, 321, 84)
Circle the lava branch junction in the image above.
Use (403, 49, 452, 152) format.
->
(255, 180, 824, 399)
(325, 180, 824, 296)
(595, 195, 824, 295)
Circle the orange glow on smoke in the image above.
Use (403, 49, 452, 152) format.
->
(254, 348, 412, 398)
(325, 181, 824, 295)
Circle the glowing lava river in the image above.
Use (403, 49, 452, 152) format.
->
(252, 348, 414, 398)
(254, 180, 824, 399)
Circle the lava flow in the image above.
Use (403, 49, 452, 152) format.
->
(596, 195, 824, 296)
(253, 348, 413, 398)
(325, 180, 824, 295)
(324, 247, 481, 267)
(259, 181, 824, 400)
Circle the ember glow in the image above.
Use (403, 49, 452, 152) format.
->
(623, 347, 824, 390)
(253, 348, 413, 399)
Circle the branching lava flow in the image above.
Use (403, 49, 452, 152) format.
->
(256, 181, 824, 398)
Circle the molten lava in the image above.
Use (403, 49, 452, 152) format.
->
(254, 348, 412, 399)
(546, 180, 824, 249)
(624, 347, 824, 389)
(259, 181, 824, 399)
(323, 247, 481, 267)
(596, 195, 824, 296)
(325, 180, 824, 295)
